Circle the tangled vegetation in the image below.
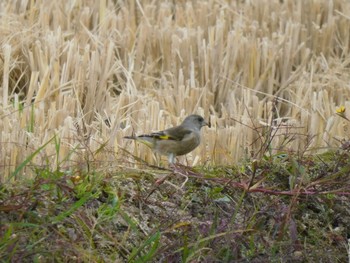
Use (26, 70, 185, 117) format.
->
(1, 0, 350, 262)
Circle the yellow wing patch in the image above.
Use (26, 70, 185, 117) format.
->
(158, 135, 171, 140)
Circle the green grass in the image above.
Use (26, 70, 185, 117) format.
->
(2, 1, 350, 261)
(1, 143, 349, 262)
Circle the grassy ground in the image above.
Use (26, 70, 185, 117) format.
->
(1, 144, 350, 262)
(1, 0, 350, 262)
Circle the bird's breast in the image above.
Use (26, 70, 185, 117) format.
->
(154, 131, 200, 156)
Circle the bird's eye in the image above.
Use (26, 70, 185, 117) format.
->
(198, 117, 204, 122)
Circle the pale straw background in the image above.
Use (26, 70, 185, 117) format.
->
(1, 0, 350, 180)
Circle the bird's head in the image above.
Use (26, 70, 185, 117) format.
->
(182, 114, 209, 130)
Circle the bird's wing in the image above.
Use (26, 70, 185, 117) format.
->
(140, 126, 192, 141)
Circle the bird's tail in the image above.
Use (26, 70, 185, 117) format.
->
(124, 135, 136, 140)
(124, 135, 154, 148)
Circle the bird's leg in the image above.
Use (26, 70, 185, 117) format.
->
(168, 153, 175, 165)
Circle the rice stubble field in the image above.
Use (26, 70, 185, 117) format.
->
(1, 0, 350, 262)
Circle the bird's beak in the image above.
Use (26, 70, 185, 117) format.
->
(204, 118, 211, 128)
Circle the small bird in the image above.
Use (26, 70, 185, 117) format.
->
(124, 114, 208, 164)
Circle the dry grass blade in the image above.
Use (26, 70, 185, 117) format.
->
(1, 0, 350, 174)
(1, 0, 350, 262)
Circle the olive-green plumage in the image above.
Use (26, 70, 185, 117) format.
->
(124, 115, 208, 164)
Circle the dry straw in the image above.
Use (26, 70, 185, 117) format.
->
(1, 0, 350, 180)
